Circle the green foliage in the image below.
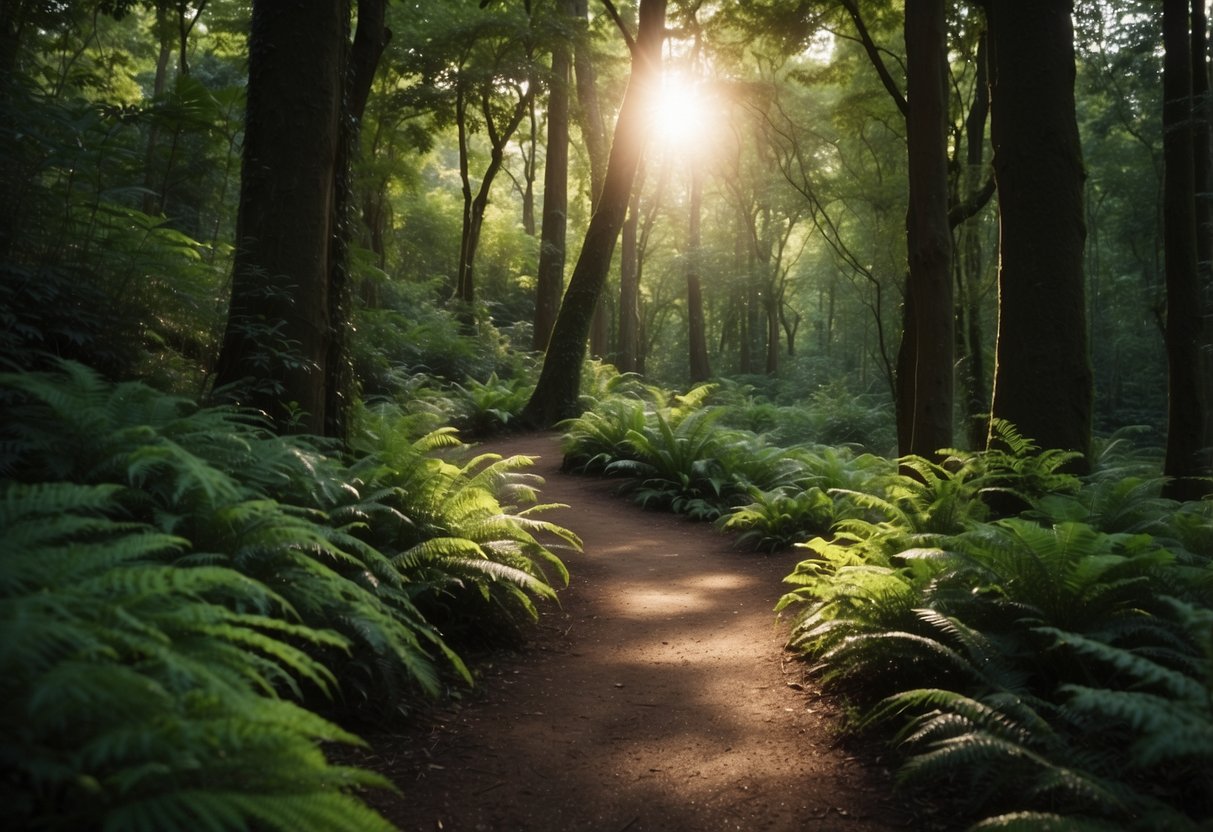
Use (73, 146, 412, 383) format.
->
(0, 481, 394, 832)
(0, 362, 579, 828)
(450, 371, 534, 436)
(779, 425, 1213, 829)
(350, 406, 577, 644)
(720, 485, 835, 551)
(562, 380, 895, 542)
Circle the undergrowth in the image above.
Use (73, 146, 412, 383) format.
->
(0, 361, 577, 831)
(560, 383, 1212, 829)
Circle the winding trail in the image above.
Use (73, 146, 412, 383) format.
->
(363, 433, 911, 831)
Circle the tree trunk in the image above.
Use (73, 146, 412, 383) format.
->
(895, 0, 954, 459)
(213, 0, 347, 435)
(534, 9, 571, 350)
(687, 168, 711, 382)
(1162, 0, 1212, 500)
(521, 98, 537, 236)
(958, 31, 991, 451)
(617, 176, 643, 372)
(763, 295, 779, 375)
(986, 0, 1092, 465)
(324, 0, 388, 441)
(457, 86, 534, 314)
(521, 0, 666, 427)
(573, 0, 609, 205)
(141, 1, 174, 216)
(590, 295, 610, 358)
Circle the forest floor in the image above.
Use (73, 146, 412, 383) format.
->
(353, 432, 928, 832)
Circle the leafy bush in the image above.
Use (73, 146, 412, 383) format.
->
(449, 371, 533, 436)
(720, 485, 835, 551)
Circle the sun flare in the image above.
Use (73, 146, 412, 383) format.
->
(651, 72, 707, 146)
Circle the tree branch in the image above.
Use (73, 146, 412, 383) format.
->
(948, 174, 996, 228)
(840, 0, 908, 118)
(600, 0, 637, 55)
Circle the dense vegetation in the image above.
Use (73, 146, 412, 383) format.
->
(563, 382, 1213, 830)
(1, 0, 1209, 829)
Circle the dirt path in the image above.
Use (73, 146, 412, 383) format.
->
(362, 433, 912, 831)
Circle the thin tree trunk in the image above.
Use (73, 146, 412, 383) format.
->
(573, 0, 609, 205)
(617, 173, 643, 372)
(324, 0, 388, 441)
(763, 295, 779, 375)
(958, 31, 990, 451)
(521, 0, 666, 427)
(457, 86, 534, 313)
(687, 168, 711, 382)
(522, 97, 537, 236)
(141, 2, 173, 216)
(895, 0, 954, 459)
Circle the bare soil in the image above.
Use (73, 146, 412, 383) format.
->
(358, 432, 917, 832)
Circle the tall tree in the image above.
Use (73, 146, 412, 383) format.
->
(324, 0, 389, 439)
(213, 0, 385, 438)
(572, 0, 613, 360)
(955, 30, 992, 451)
(213, 0, 349, 434)
(533, 0, 575, 350)
(1161, 0, 1212, 500)
(895, 0, 954, 458)
(985, 0, 1092, 464)
(521, 0, 667, 427)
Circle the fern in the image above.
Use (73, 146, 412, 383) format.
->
(0, 481, 394, 832)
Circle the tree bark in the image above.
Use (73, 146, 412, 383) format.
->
(957, 31, 990, 451)
(534, 0, 574, 351)
(986, 0, 1092, 465)
(1162, 0, 1212, 500)
(213, 0, 347, 434)
(521, 0, 666, 427)
(895, 0, 954, 460)
(324, 0, 388, 441)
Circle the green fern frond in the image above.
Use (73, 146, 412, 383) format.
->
(1038, 628, 1205, 699)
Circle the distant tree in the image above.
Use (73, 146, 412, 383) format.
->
(686, 166, 711, 382)
(521, 0, 667, 427)
(985, 0, 1092, 466)
(451, 16, 535, 315)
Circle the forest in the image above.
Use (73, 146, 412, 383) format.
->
(1, 0, 1211, 829)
